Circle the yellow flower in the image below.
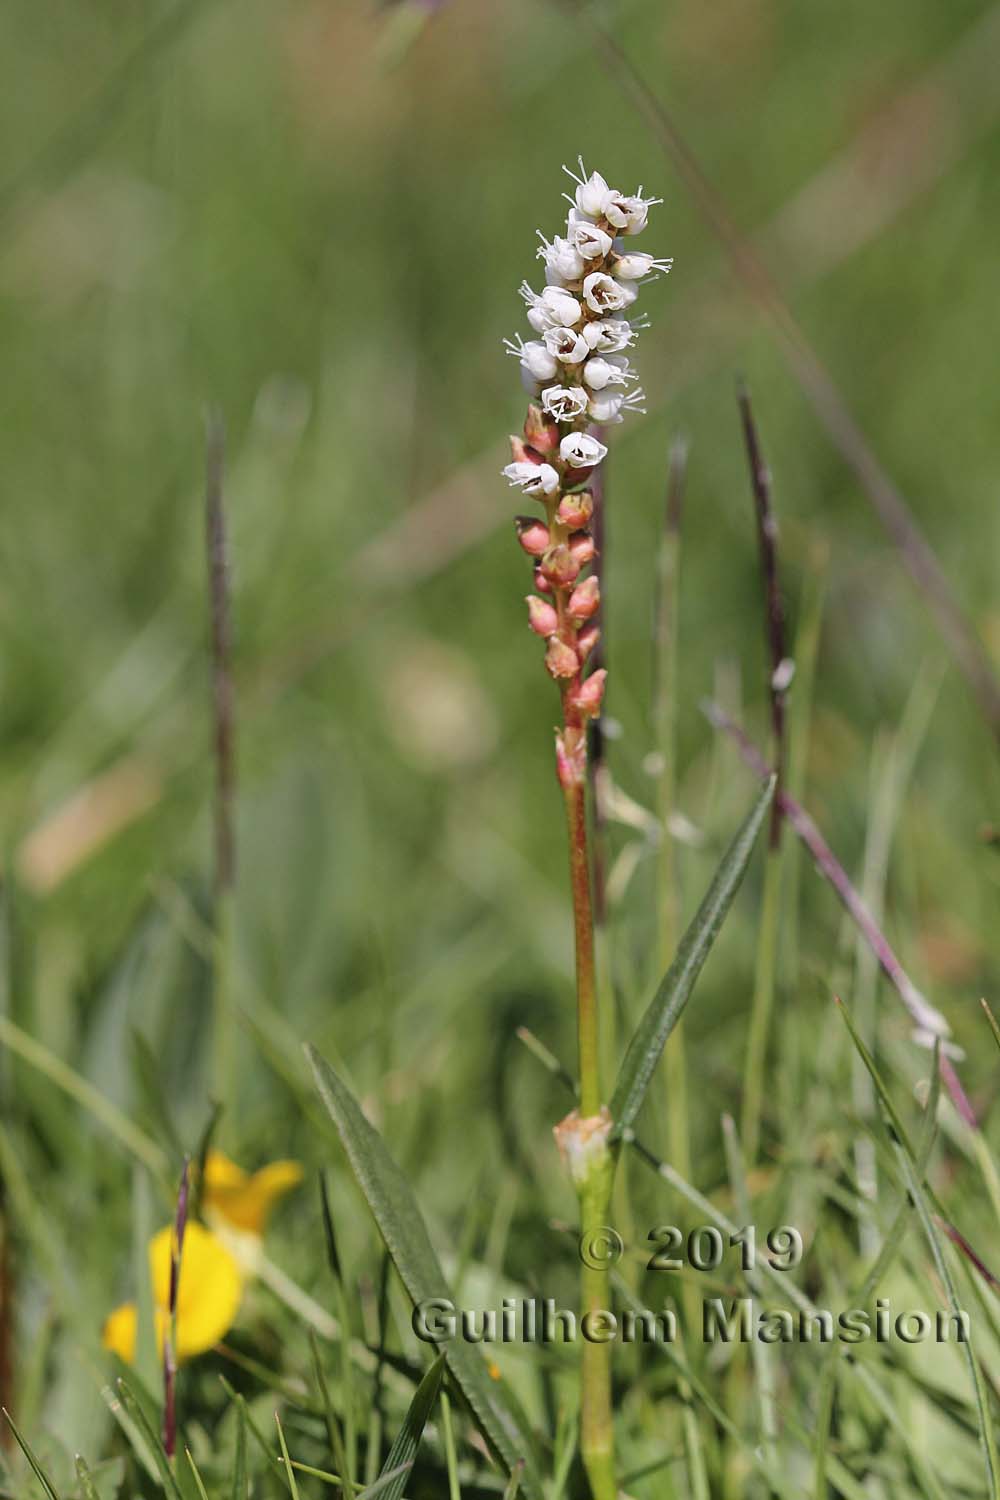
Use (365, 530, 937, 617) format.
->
(202, 1149, 303, 1237)
(102, 1222, 243, 1365)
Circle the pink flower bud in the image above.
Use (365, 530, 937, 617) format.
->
(545, 636, 580, 680)
(540, 544, 580, 588)
(566, 668, 607, 718)
(556, 726, 587, 789)
(515, 516, 550, 557)
(534, 567, 553, 594)
(557, 492, 594, 529)
(569, 532, 596, 567)
(526, 595, 559, 637)
(523, 404, 560, 455)
(509, 435, 542, 466)
(577, 624, 601, 663)
(568, 576, 600, 621)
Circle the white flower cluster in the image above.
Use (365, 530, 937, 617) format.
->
(502, 160, 669, 490)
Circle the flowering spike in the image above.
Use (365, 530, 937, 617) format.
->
(503, 163, 669, 784)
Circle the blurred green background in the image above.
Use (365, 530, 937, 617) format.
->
(2, 0, 1000, 1490)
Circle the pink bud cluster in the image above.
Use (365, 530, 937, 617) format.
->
(502, 161, 669, 788)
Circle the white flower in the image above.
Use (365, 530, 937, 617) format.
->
(504, 335, 559, 382)
(563, 158, 611, 218)
(559, 432, 608, 468)
(503, 461, 560, 496)
(537, 233, 585, 283)
(603, 188, 662, 234)
(612, 252, 673, 281)
(583, 355, 634, 390)
(541, 385, 590, 422)
(568, 220, 613, 261)
(521, 282, 582, 331)
(582, 318, 638, 353)
(582, 272, 636, 315)
(542, 326, 590, 365)
(588, 388, 647, 423)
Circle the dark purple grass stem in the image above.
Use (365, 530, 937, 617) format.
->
(205, 412, 234, 899)
(701, 698, 977, 1128)
(737, 383, 787, 849)
(162, 1157, 190, 1461)
(573, 8, 1000, 745)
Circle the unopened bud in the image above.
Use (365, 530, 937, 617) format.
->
(567, 576, 600, 621)
(576, 625, 601, 663)
(569, 532, 596, 567)
(540, 543, 580, 588)
(515, 516, 550, 557)
(534, 567, 553, 594)
(566, 668, 607, 718)
(555, 726, 588, 788)
(546, 636, 580, 679)
(557, 492, 594, 529)
(526, 595, 559, 637)
(523, 403, 560, 455)
(509, 434, 541, 466)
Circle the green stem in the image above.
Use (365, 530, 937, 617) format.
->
(741, 844, 782, 1164)
(561, 779, 616, 1499)
(563, 782, 601, 1120)
(578, 1162, 616, 1500)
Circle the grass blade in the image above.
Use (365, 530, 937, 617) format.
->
(231, 1393, 248, 1500)
(73, 1458, 101, 1500)
(837, 1005, 1000, 1496)
(373, 1354, 445, 1500)
(2, 1408, 61, 1499)
(307, 1046, 544, 1500)
(115, 1379, 184, 1500)
(610, 774, 774, 1135)
(275, 1413, 301, 1500)
(185, 1452, 210, 1500)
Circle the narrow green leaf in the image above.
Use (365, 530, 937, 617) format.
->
(837, 1008, 1000, 1497)
(231, 1396, 248, 1500)
(275, 1413, 301, 1500)
(219, 1379, 289, 1493)
(73, 1457, 101, 1500)
(185, 1452, 210, 1500)
(373, 1354, 445, 1500)
(357, 1464, 413, 1500)
(982, 998, 1000, 1055)
(309, 1328, 351, 1493)
(611, 775, 774, 1134)
(501, 1460, 525, 1500)
(307, 1047, 544, 1500)
(2, 1409, 61, 1500)
(115, 1380, 184, 1500)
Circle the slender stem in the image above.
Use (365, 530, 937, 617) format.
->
(204, 412, 236, 1118)
(561, 775, 615, 1500)
(740, 847, 782, 1163)
(578, 1168, 616, 1500)
(702, 699, 975, 1127)
(737, 386, 788, 1165)
(562, 780, 601, 1119)
(653, 439, 690, 1183)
